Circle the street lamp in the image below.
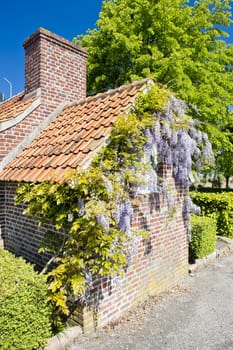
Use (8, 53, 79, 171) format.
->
(3, 77, 12, 98)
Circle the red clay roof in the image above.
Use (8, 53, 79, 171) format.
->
(0, 79, 151, 183)
(0, 91, 39, 122)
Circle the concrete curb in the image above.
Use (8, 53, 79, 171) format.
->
(189, 236, 233, 274)
(44, 326, 82, 350)
(216, 236, 233, 257)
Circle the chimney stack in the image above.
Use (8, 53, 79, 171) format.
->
(23, 28, 87, 105)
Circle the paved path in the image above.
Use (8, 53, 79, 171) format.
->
(73, 254, 233, 350)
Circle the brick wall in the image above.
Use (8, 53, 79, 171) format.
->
(77, 166, 189, 330)
(0, 105, 46, 163)
(1, 166, 189, 331)
(96, 196, 188, 328)
(0, 181, 5, 246)
(2, 181, 53, 266)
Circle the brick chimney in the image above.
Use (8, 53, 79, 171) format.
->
(23, 28, 87, 104)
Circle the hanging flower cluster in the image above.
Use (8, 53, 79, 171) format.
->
(141, 95, 214, 190)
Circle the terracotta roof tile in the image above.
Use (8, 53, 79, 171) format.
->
(0, 91, 39, 122)
(0, 79, 152, 182)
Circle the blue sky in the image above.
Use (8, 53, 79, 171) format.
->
(0, 0, 102, 98)
(0, 0, 232, 99)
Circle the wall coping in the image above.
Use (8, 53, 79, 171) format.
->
(23, 27, 88, 58)
(0, 89, 41, 132)
(0, 101, 67, 172)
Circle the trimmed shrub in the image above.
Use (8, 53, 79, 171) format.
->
(191, 191, 233, 237)
(192, 187, 233, 193)
(189, 214, 216, 262)
(0, 249, 52, 350)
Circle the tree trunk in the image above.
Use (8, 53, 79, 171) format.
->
(226, 176, 230, 189)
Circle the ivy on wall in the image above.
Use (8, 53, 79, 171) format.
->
(15, 84, 213, 320)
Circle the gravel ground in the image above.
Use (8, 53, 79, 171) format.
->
(71, 253, 233, 350)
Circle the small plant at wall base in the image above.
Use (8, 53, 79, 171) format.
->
(191, 191, 233, 238)
(0, 249, 52, 350)
(15, 85, 214, 324)
(189, 214, 217, 263)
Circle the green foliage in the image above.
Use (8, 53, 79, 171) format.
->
(75, 0, 233, 177)
(191, 191, 233, 237)
(214, 113, 233, 187)
(189, 214, 216, 261)
(0, 249, 52, 350)
(16, 168, 128, 317)
(192, 187, 233, 193)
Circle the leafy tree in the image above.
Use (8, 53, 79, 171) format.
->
(75, 0, 233, 160)
(214, 112, 233, 187)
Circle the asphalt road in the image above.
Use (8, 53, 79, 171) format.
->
(73, 254, 233, 350)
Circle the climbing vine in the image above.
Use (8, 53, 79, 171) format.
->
(15, 84, 213, 320)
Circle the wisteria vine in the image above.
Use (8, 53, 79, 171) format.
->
(16, 84, 214, 319)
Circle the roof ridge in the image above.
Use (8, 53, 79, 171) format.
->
(0, 91, 25, 106)
(67, 78, 153, 109)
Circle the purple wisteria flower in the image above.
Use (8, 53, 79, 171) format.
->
(117, 200, 133, 233)
(97, 214, 110, 232)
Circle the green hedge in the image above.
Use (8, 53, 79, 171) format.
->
(190, 191, 233, 238)
(189, 214, 217, 261)
(190, 187, 233, 193)
(0, 249, 52, 350)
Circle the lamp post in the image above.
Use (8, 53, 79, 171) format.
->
(3, 77, 12, 98)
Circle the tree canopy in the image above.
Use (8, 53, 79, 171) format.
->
(215, 112, 233, 187)
(75, 0, 233, 178)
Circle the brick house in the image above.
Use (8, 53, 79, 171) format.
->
(0, 28, 188, 330)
